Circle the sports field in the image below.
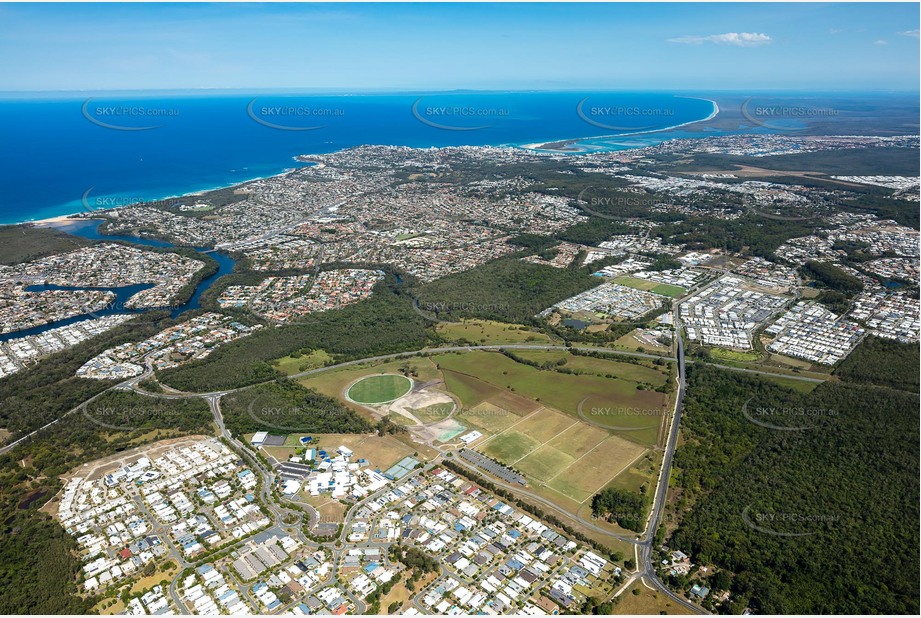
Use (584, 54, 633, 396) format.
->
(475, 406, 651, 503)
(347, 374, 413, 404)
(455, 401, 519, 433)
(296, 357, 440, 399)
(613, 275, 685, 298)
(546, 436, 646, 502)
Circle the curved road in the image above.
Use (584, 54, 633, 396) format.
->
(3, 330, 814, 612)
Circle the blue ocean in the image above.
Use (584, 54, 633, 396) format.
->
(0, 91, 719, 224)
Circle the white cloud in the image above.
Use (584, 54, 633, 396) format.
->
(898, 29, 920, 39)
(667, 32, 772, 47)
(874, 39, 888, 46)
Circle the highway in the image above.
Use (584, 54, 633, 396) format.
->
(631, 307, 705, 613)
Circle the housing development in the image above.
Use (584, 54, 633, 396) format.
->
(2, 100, 919, 617)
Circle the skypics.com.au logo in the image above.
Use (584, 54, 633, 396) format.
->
(82, 98, 180, 131)
(247, 98, 345, 131)
(411, 97, 509, 131)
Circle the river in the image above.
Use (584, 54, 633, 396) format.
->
(0, 220, 237, 342)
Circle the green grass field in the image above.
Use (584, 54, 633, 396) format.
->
(433, 351, 668, 422)
(710, 347, 762, 363)
(547, 435, 647, 502)
(515, 445, 576, 481)
(272, 349, 334, 376)
(436, 320, 553, 345)
(480, 432, 542, 462)
(441, 368, 539, 415)
(455, 402, 519, 433)
(577, 393, 663, 447)
(510, 350, 670, 384)
(441, 368, 503, 408)
(347, 374, 413, 404)
(613, 275, 686, 298)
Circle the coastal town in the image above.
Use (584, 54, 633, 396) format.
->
(1, 135, 910, 381)
(3, 2, 920, 616)
(1, 132, 919, 616)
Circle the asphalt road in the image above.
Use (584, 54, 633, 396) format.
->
(3, 324, 816, 611)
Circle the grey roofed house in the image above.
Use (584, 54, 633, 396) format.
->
(306, 596, 323, 610)
(328, 595, 346, 608)
(520, 569, 539, 583)
(462, 564, 478, 578)
(256, 546, 280, 567)
(690, 584, 710, 598)
(233, 557, 257, 581)
(550, 589, 573, 608)
(268, 542, 288, 562)
(244, 553, 266, 575)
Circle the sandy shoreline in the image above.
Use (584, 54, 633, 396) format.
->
(30, 214, 89, 226)
(14, 105, 719, 226)
(521, 97, 720, 152)
(14, 166, 307, 228)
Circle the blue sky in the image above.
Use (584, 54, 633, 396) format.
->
(0, 2, 918, 92)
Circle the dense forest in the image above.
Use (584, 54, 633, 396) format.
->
(801, 260, 864, 295)
(388, 545, 440, 574)
(667, 358, 919, 614)
(0, 313, 174, 436)
(591, 487, 647, 532)
(157, 273, 433, 392)
(219, 379, 372, 436)
(0, 225, 92, 265)
(413, 254, 601, 324)
(834, 336, 919, 392)
(0, 392, 213, 614)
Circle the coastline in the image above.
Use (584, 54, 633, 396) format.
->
(30, 214, 89, 226)
(17, 166, 303, 228)
(520, 97, 720, 152)
(11, 101, 720, 227)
